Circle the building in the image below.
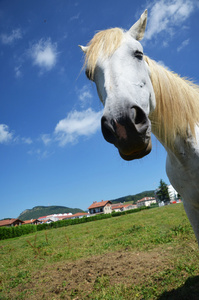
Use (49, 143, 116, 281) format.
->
(38, 216, 48, 222)
(136, 197, 156, 208)
(23, 219, 41, 225)
(123, 203, 137, 211)
(111, 203, 124, 212)
(111, 203, 137, 212)
(88, 200, 112, 214)
(167, 185, 178, 202)
(155, 184, 179, 204)
(0, 218, 24, 227)
(38, 213, 73, 222)
(66, 212, 90, 219)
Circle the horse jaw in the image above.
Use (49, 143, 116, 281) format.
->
(128, 9, 147, 41)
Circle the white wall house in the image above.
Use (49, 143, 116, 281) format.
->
(88, 200, 112, 214)
(111, 203, 137, 212)
(136, 197, 156, 208)
(167, 185, 178, 202)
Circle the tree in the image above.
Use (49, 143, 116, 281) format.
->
(156, 179, 170, 203)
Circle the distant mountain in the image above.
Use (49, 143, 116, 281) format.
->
(110, 190, 155, 204)
(18, 205, 84, 221)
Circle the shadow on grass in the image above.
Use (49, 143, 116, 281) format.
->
(158, 276, 199, 300)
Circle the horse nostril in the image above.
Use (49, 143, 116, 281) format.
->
(128, 106, 149, 135)
(131, 106, 145, 125)
(101, 116, 116, 144)
(131, 106, 148, 130)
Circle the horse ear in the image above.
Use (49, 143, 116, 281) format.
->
(129, 10, 147, 41)
(78, 45, 88, 53)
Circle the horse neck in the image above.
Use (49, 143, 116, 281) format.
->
(144, 56, 199, 150)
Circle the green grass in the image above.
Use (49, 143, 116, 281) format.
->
(0, 204, 199, 299)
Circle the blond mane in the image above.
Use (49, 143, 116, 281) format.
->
(144, 56, 199, 148)
(84, 28, 124, 80)
(83, 29, 199, 148)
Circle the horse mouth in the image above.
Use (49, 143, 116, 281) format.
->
(118, 139, 152, 161)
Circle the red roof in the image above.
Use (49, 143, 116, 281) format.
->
(0, 218, 24, 227)
(88, 200, 112, 209)
(111, 204, 124, 209)
(122, 204, 137, 208)
(72, 212, 89, 217)
(137, 197, 155, 203)
(38, 216, 48, 220)
(56, 216, 70, 220)
(111, 203, 137, 210)
(23, 219, 40, 224)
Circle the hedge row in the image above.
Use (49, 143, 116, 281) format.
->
(0, 224, 37, 240)
(0, 206, 150, 240)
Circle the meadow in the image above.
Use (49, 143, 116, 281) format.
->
(1, 203, 199, 299)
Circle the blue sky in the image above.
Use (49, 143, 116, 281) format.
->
(1, 0, 199, 219)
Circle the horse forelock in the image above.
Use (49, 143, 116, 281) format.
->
(84, 28, 124, 80)
(144, 56, 199, 148)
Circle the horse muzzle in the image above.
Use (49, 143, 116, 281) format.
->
(101, 105, 152, 161)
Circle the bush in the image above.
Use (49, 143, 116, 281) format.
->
(0, 224, 37, 240)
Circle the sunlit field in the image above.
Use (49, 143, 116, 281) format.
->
(1, 204, 199, 299)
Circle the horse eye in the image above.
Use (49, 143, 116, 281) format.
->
(85, 68, 93, 81)
(134, 50, 143, 60)
(85, 69, 90, 79)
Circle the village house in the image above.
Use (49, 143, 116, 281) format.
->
(38, 215, 48, 222)
(123, 203, 137, 211)
(88, 200, 112, 215)
(136, 197, 157, 208)
(111, 203, 124, 212)
(111, 203, 137, 212)
(68, 212, 90, 219)
(88, 200, 138, 215)
(37, 213, 73, 222)
(37, 212, 90, 223)
(23, 219, 41, 225)
(0, 218, 24, 227)
(43, 213, 73, 222)
(37, 216, 55, 224)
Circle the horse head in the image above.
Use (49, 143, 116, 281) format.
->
(80, 10, 156, 160)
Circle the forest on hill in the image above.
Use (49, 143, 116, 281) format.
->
(18, 205, 84, 221)
(110, 190, 155, 204)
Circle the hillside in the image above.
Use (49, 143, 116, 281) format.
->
(18, 205, 84, 221)
(110, 190, 155, 204)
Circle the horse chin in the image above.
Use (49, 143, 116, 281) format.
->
(118, 140, 152, 161)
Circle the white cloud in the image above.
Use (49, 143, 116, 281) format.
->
(0, 28, 22, 45)
(0, 124, 13, 144)
(77, 85, 93, 107)
(177, 38, 190, 52)
(14, 66, 22, 78)
(21, 137, 33, 145)
(69, 13, 80, 22)
(27, 148, 53, 159)
(29, 38, 58, 71)
(145, 0, 195, 41)
(40, 134, 52, 145)
(54, 108, 102, 146)
(0, 124, 33, 145)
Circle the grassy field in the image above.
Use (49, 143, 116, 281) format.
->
(1, 203, 199, 299)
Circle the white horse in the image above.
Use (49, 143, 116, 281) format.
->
(79, 10, 199, 244)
